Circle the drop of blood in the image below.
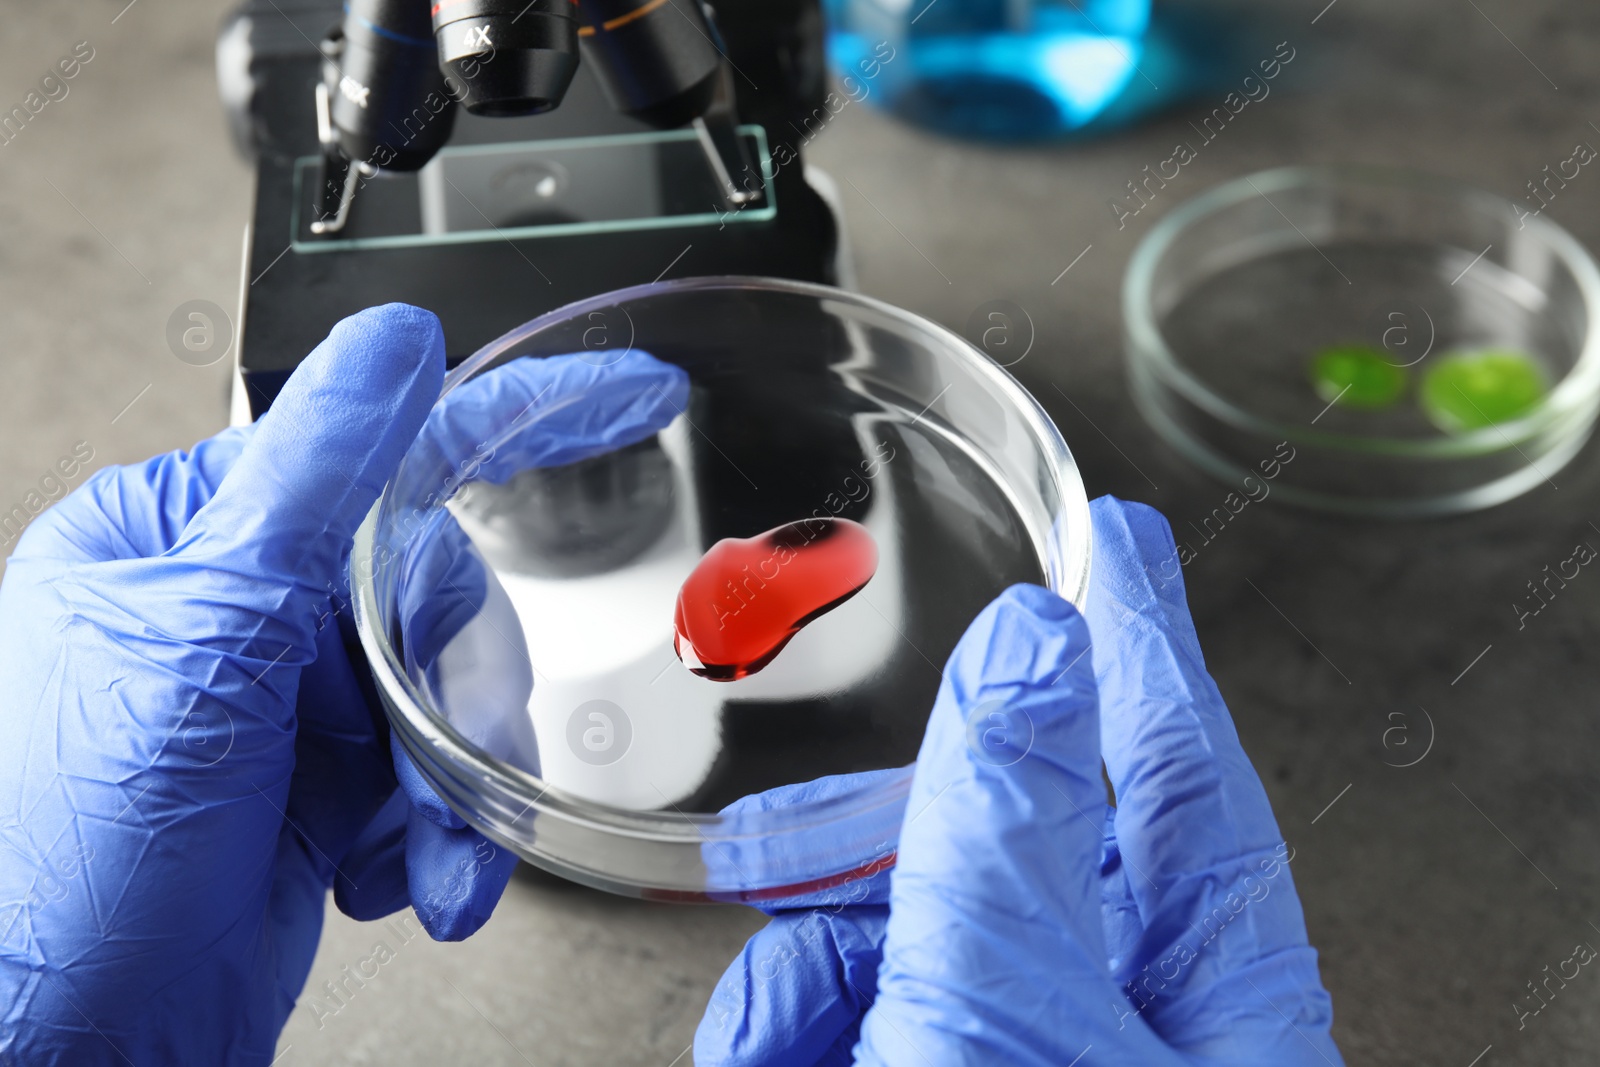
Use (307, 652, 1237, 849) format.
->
(674, 517, 879, 681)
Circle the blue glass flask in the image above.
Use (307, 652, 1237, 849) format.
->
(827, 0, 1159, 139)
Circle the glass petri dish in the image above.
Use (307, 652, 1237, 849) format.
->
(351, 276, 1091, 900)
(1124, 164, 1600, 517)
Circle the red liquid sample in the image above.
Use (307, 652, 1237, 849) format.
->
(674, 517, 879, 681)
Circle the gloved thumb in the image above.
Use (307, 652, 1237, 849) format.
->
(171, 304, 445, 654)
(856, 585, 1142, 1067)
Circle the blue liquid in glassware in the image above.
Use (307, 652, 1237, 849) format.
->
(827, 0, 1153, 140)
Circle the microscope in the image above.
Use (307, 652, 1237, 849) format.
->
(217, 1, 920, 813)
(217, 0, 843, 416)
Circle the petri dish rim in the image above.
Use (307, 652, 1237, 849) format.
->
(352, 275, 1092, 851)
(1123, 163, 1600, 461)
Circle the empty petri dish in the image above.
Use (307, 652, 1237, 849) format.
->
(351, 277, 1091, 899)
(1124, 165, 1600, 516)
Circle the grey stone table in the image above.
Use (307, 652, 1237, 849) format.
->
(5, 0, 1600, 1063)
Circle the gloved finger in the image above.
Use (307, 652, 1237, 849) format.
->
(399, 516, 540, 775)
(708, 768, 903, 912)
(404, 804, 518, 941)
(857, 585, 1170, 1067)
(1085, 497, 1339, 1061)
(392, 350, 689, 512)
(383, 352, 682, 816)
(330, 777, 516, 938)
(398, 513, 488, 669)
(166, 303, 446, 661)
(378, 350, 682, 775)
(283, 612, 400, 887)
(335, 764, 524, 935)
(265, 820, 339, 1037)
(334, 787, 413, 922)
(392, 733, 466, 830)
(695, 905, 888, 1067)
(13, 426, 251, 566)
(1100, 804, 1145, 976)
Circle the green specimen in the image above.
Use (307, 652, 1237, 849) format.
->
(1419, 348, 1548, 432)
(1309, 344, 1408, 410)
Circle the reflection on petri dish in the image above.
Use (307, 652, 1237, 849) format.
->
(353, 277, 1091, 898)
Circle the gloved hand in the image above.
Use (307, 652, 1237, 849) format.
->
(695, 496, 1342, 1066)
(0, 304, 688, 1066)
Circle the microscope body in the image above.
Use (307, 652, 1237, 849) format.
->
(219, 0, 841, 416)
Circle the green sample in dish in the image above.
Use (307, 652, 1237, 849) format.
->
(1309, 344, 1408, 409)
(1420, 348, 1548, 432)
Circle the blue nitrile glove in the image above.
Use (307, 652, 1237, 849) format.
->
(0, 303, 689, 1067)
(342, 344, 689, 930)
(695, 496, 1342, 1067)
(352, 343, 691, 928)
(699, 772, 900, 1065)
